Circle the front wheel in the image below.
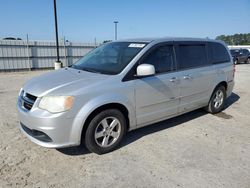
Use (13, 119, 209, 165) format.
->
(205, 86, 226, 114)
(234, 59, 238, 65)
(246, 58, 250, 64)
(84, 109, 127, 154)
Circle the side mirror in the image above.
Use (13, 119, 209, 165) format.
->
(136, 64, 155, 77)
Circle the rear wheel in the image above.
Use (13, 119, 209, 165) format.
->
(205, 86, 226, 114)
(84, 109, 126, 154)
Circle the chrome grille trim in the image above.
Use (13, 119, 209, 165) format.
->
(19, 90, 37, 111)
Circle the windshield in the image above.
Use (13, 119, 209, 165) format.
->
(71, 42, 147, 75)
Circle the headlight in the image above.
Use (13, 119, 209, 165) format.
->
(38, 96, 74, 113)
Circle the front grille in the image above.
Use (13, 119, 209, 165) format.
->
(19, 90, 37, 111)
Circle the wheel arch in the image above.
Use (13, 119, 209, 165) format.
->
(216, 81, 228, 91)
(205, 81, 228, 113)
(80, 103, 130, 144)
(208, 81, 228, 104)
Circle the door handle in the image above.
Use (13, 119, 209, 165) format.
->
(183, 75, 192, 80)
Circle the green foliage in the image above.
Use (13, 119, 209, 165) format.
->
(216, 33, 250, 45)
(103, 40, 112, 44)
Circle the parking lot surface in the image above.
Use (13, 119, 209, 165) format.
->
(0, 65, 250, 188)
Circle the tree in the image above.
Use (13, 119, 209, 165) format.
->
(103, 40, 112, 44)
(216, 33, 250, 45)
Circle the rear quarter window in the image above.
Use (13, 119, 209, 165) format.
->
(208, 42, 230, 64)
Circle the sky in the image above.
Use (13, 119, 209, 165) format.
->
(0, 0, 249, 43)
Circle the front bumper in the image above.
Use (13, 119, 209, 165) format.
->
(17, 99, 80, 148)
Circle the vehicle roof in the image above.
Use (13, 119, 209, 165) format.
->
(118, 37, 222, 43)
(230, 48, 249, 50)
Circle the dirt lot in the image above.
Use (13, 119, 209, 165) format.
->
(0, 65, 249, 188)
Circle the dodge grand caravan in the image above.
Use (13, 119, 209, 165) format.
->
(17, 38, 234, 154)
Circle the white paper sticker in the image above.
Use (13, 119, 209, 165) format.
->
(128, 43, 146, 48)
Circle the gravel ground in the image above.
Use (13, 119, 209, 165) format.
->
(0, 65, 249, 188)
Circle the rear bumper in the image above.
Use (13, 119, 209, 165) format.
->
(227, 80, 235, 98)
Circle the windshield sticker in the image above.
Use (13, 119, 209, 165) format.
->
(128, 43, 146, 48)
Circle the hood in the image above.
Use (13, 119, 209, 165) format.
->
(23, 68, 110, 97)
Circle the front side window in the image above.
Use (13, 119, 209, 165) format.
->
(141, 45, 175, 73)
(178, 44, 207, 69)
(72, 42, 147, 75)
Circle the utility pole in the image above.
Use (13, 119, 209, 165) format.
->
(114, 21, 118, 40)
(63, 36, 68, 66)
(53, 0, 62, 69)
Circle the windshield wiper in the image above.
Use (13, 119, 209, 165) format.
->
(71, 65, 112, 75)
(81, 67, 102, 74)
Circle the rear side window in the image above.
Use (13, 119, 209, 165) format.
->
(208, 42, 230, 64)
(178, 44, 207, 69)
(141, 45, 175, 73)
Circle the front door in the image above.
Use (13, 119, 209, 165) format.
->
(135, 44, 181, 126)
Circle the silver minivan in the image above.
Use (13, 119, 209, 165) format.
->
(17, 38, 235, 154)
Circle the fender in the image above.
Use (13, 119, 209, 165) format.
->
(69, 93, 136, 144)
(208, 63, 232, 100)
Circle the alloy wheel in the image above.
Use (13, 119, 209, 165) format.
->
(94, 117, 121, 147)
(213, 90, 224, 109)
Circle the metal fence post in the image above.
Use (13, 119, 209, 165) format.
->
(0, 43, 5, 71)
(26, 34, 31, 71)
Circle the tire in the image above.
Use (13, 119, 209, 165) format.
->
(234, 59, 238, 65)
(205, 86, 226, 114)
(246, 58, 250, 64)
(84, 109, 127, 154)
